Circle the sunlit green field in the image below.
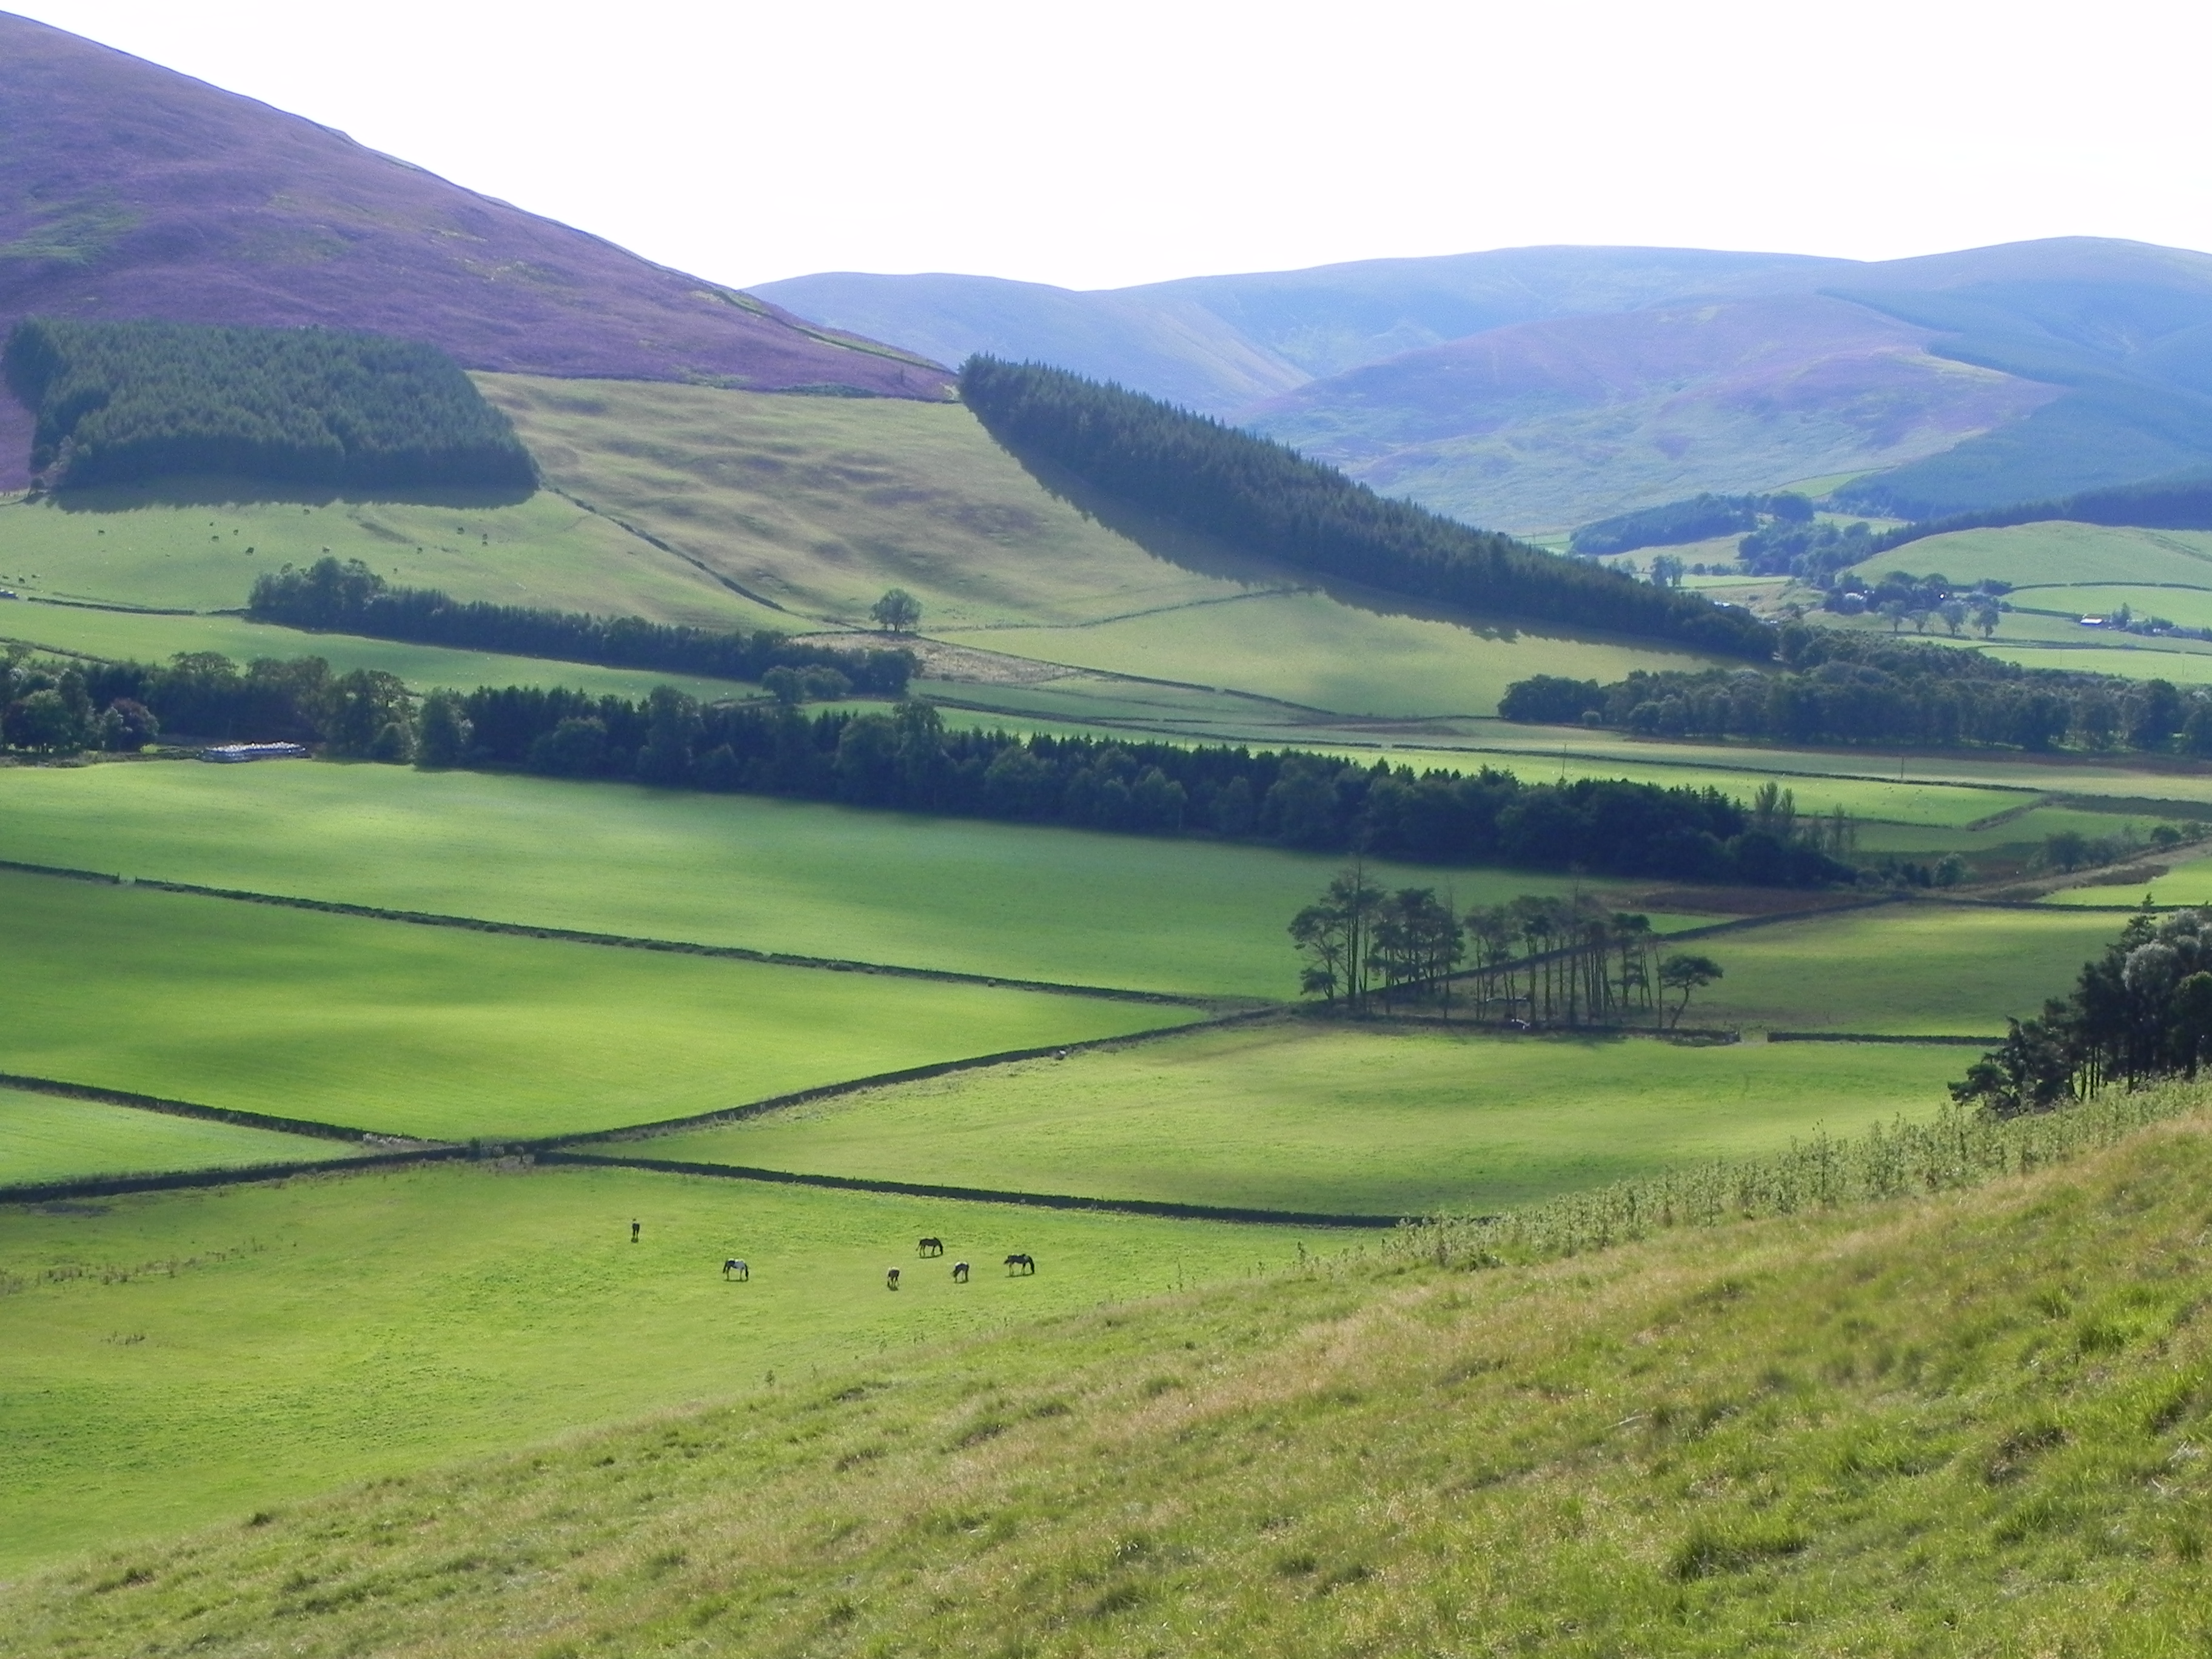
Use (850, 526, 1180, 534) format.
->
(644, 1021, 1962, 1216)
(2013, 583, 2212, 631)
(0, 484, 771, 626)
(945, 590, 1720, 719)
(1858, 521, 2212, 588)
(0, 762, 1717, 998)
(2046, 846, 2212, 907)
(0, 603, 755, 702)
(0, 1090, 341, 1189)
(1691, 902, 2124, 1033)
(1983, 640, 2212, 683)
(0, 870, 1184, 1140)
(0, 1162, 1302, 1570)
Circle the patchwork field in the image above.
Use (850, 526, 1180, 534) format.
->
(0, 1090, 343, 1189)
(1688, 902, 2125, 1033)
(1858, 521, 2212, 588)
(480, 374, 1265, 631)
(0, 1162, 1304, 1570)
(2046, 847, 2212, 908)
(643, 1021, 1964, 1216)
(0, 761, 1719, 998)
(0, 484, 772, 626)
(0, 603, 756, 703)
(0, 870, 1184, 1141)
(943, 589, 1718, 719)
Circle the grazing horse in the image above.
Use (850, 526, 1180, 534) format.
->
(723, 1259, 748, 1281)
(917, 1236, 945, 1256)
(1004, 1252, 1036, 1275)
(952, 1261, 970, 1282)
(886, 1267, 901, 1290)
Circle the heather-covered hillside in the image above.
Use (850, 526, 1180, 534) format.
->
(0, 13, 950, 489)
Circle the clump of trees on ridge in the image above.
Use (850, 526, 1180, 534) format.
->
(1570, 491, 1812, 557)
(250, 558, 916, 695)
(1290, 869, 1725, 1027)
(957, 357, 1774, 659)
(4, 320, 536, 491)
(1503, 623, 2212, 754)
(1955, 908, 2212, 1116)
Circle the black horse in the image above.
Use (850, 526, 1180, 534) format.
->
(1004, 1253, 1036, 1275)
(886, 1267, 902, 1290)
(951, 1260, 970, 1282)
(917, 1236, 945, 1256)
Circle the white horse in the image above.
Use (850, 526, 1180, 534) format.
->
(723, 1259, 748, 1281)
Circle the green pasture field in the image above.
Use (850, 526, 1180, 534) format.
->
(1857, 521, 2212, 588)
(0, 762, 1718, 999)
(0, 603, 758, 703)
(2045, 848, 2212, 908)
(0, 485, 774, 628)
(1982, 640, 2212, 683)
(480, 374, 1266, 632)
(0, 869, 1182, 1141)
(1689, 902, 2123, 1033)
(0, 1161, 1304, 1570)
(643, 1021, 1962, 1217)
(943, 590, 1721, 719)
(1849, 802, 2191, 856)
(0, 1091, 341, 1189)
(2011, 583, 2212, 630)
(917, 672, 1317, 734)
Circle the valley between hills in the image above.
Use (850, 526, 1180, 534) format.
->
(6, 9, 2212, 1655)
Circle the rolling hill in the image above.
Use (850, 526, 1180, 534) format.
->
(0, 11, 950, 491)
(765, 239, 2212, 535)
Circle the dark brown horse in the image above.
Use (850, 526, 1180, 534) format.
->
(917, 1236, 945, 1256)
(1004, 1253, 1035, 1275)
(886, 1267, 901, 1290)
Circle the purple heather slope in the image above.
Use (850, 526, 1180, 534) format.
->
(0, 12, 950, 487)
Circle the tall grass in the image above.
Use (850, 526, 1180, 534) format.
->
(1405, 1079, 2210, 1265)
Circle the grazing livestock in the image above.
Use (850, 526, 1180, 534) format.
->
(1004, 1252, 1036, 1275)
(886, 1267, 901, 1290)
(630, 1219, 640, 1244)
(723, 1259, 748, 1281)
(917, 1236, 945, 1256)
(952, 1261, 970, 1282)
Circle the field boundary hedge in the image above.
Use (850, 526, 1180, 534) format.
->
(1766, 1031, 2002, 1046)
(0, 1067, 391, 1143)
(0, 1148, 466, 1207)
(536, 1012, 1271, 1151)
(535, 1150, 1407, 1228)
(0, 858, 1215, 1007)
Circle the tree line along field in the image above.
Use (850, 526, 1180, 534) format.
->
(0, 1088, 340, 1188)
(0, 870, 1187, 1141)
(0, 762, 1723, 998)
(0, 1163, 1306, 1572)
(7, 1114, 2210, 1653)
(0, 486, 774, 626)
(0, 600, 763, 705)
(640, 1022, 1965, 1216)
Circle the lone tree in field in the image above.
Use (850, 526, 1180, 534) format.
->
(1658, 953, 1724, 1028)
(870, 588, 922, 635)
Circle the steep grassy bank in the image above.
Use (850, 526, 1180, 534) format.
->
(8, 1103, 2210, 1654)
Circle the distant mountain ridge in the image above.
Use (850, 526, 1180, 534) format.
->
(762, 239, 2212, 534)
(0, 12, 951, 491)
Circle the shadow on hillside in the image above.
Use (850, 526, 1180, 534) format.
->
(42, 474, 538, 512)
(991, 438, 1697, 651)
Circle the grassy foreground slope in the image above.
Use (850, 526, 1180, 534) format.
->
(0, 871, 1182, 1140)
(647, 1023, 1962, 1216)
(0, 763, 1716, 998)
(12, 1107, 2211, 1654)
(0, 1090, 341, 1188)
(0, 1164, 1301, 1570)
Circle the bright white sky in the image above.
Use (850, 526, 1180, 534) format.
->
(16, 0, 2212, 292)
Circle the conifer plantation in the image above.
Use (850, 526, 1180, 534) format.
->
(4, 320, 537, 490)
